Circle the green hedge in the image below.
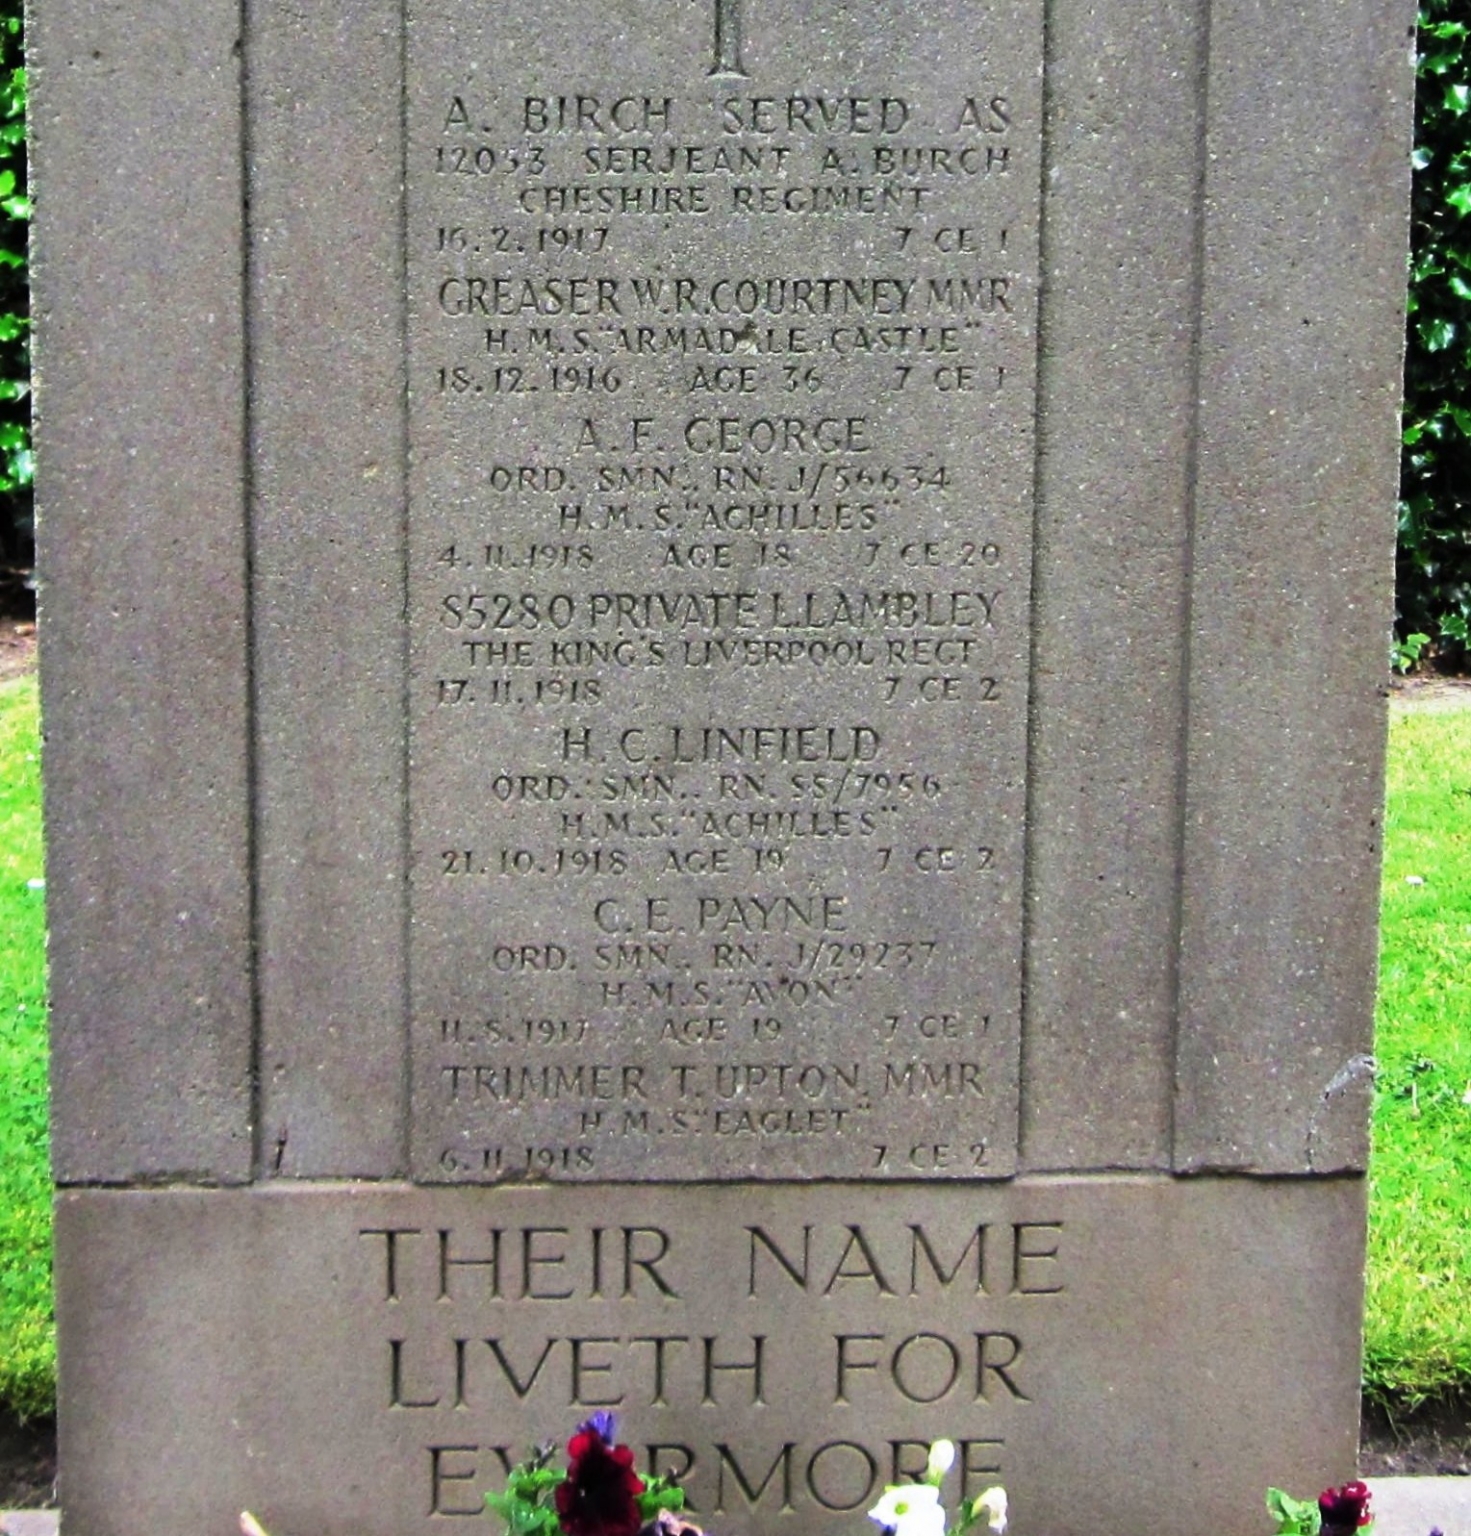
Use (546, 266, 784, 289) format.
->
(0, 0, 24, 574)
(1399, 3, 1471, 668)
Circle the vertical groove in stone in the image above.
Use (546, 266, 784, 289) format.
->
(397, 0, 415, 1177)
(35, 1, 255, 1183)
(1015, 0, 1055, 1174)
(1172, 0, 1414, 1173)
(241, 0, 265, 1184)
(1164, 0, 1216, 1165)
(249, 2, 411, 1176)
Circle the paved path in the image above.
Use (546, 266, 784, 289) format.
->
(1373, 1478, 1471, 1534)
(4, 1482, 1469, 1536)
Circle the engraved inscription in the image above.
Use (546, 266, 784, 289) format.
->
(711, 0, 747, 78)
(359, 1206, 1064, 1520)
(406, 1, 1043, 1179)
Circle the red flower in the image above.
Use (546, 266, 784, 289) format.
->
(1319, 1481, 1372, 1531)
(555, 1423, 646, 1536)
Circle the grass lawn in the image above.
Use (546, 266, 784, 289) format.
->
(0, 675, 1468, 1418)
(1364, 696, 1471, 1407)
(0, 671, 51, 1419)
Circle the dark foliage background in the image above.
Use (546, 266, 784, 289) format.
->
(0, 0, 26, 583)
(1400, 1, 1471, 667)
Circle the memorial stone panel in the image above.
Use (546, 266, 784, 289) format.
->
(32, 0, 1414, 1533)
(406, 0, 1042, 1182)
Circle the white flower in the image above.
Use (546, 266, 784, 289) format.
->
(971, 1487, 1008, 1535)
(925, 1440, 956, 1484)
(869, 1483, 947, 1536)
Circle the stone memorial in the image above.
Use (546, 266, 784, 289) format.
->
(31, 1, 1413, 1533)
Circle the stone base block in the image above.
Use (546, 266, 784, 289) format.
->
(56, 1178, 1363, 1536)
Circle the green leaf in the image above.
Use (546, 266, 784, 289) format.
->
(1265, 1487, 1321, 1536)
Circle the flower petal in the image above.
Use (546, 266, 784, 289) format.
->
(973, 1486, 1008, 1535)
(925, 1441, 957, 1483)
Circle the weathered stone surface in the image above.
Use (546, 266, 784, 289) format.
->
(1173, 0, 1412, 1174)
(32, 0, 254, 1183)
(1021, 0, 1204, 1172)
(56, 1179, 1365, 1536)
(247, 0, 412, 1179)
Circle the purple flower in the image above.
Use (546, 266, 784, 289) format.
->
(582, 1412, 618, 1446)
